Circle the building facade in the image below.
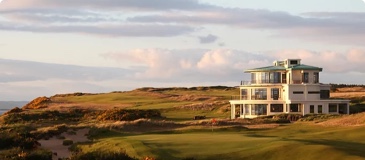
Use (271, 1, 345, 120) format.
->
(230, 59, 350, 119)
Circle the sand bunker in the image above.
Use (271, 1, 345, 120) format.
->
(38, 128, 90, 160)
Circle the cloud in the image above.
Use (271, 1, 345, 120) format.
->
(128, 9, 365, 45)
(0, 0, 212, 11)
(102, 48, 271, 82)
(0, 22, 195, 37)
(1, 48, 365, 100)
(273, 49, 365, 73)
(198, 34, 218, 44)
(0, 58, 131, 83)
(0, 0, 364, 45)
(102, 48, 365, 83)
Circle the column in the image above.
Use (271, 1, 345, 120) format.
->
(231, 104, 235, 119)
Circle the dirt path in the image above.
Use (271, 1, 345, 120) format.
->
(38, 128, 90, 160)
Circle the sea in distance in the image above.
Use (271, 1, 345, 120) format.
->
(0, 101, 28, 115)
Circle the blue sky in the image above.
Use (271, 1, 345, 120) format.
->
(0, 0, 364, 100)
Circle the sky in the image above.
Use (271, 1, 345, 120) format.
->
(0, 0, 365, 101)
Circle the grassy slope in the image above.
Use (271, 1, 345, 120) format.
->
(11, 86, 365, 159)
(48, 87, 238, 120)
(80, 123, 365, 160)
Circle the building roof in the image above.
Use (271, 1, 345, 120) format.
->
(245, 64, 322, 72)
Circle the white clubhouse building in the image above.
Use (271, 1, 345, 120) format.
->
(230, 59, 350, 119)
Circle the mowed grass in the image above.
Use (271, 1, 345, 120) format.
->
(80, 123, 365, 160)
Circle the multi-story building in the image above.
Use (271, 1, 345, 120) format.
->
(230, 59, 350, 119)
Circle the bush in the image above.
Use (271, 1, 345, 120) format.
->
(0, 147, 52, 160)
(3, 109, 87, 124)
(0, 126, 38, 150)
(63, 139, 74, 146)
(70, 150, 135, 160)
(298, 114, 341, 122)
(95, 109, 162, 121)
(26, 148, 53, 160)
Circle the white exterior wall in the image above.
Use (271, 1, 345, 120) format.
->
(229, 59, 350, 119)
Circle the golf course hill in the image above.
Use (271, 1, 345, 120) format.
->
(1, 86, 365, 160)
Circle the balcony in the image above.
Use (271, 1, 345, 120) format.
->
(230, 95, 248, 100)
(240, 81, 251, 85)
(241, 80, 284, 85)
(251, 95, 267, 100)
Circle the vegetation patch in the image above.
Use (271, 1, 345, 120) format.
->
(22, 96, 51, 109)
(95, 108, 162, 121)
(70, 149, 136, 160)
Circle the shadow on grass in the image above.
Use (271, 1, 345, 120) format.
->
(142, 141, 182, 160)
(293, 139, 365, 158)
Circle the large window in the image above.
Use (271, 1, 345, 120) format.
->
(339, 104, 347, 114)
(251, 104, 267, 115)
(290, 60, 298, 65)
(320, 90, 330, 99)
(241, 89, 247, 100)
(318, 105, 322, 114)
(302, 72, 309, 83)
(251, 72, 281, 84)
(244, 104, 250, 115)
(290, 104, 301, 112)
(313, 72, 319, 83)
(310, 105, 315, 113)
(329, 104, 337, 112)
(252, 88, 267, 100)
(270, 104, 283, 112)
(271, 88, 280, 100)
(251, 73, 256, 84)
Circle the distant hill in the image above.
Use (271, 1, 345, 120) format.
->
(0, 101, 28, 109)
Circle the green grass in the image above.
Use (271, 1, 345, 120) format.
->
(78, 123, 365, 160)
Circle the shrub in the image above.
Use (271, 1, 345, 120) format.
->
(26, 148, 53, 160)
(95, 109, 162, 121)
(0, 147, 52, 160)
(0, 126, 38, 150)
(298, 114, 341, 122)
(70, 150, 135, 160)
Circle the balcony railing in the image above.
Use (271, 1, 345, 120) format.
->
(240, 81, 251, 85)
(251, 95, 267, 100)
(241, 80, 320, 85)
(242, 80, 283, 85)
(231, 95, 283, 101)
(231, 95, 248, 100)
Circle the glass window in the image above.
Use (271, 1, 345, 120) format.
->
(271, 88, 280, 100)
(329, 104, 337, 112)
(244, 104, 250, 115)
(293, 91, 304, 94)
(252, 88, 267, 100)
(251, 73, 257, 84)
(290, 104, 301, 112)
(302, 72, 309, 83)
(320, 90, 330, 99)
(313, 72, 319, 83)
(270, 104, 283, 112)
(310, 105, 314, 113)
(339, 104, 347, 114)
(318, 105, 322, 114)
(282, 73, 287, 83)
(251, 104, 267, 115)
(274, 72, 281, 83)
(269, 72, 274, 83)
(290, 60, 298, 65)
(241, 89, 247, 100)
